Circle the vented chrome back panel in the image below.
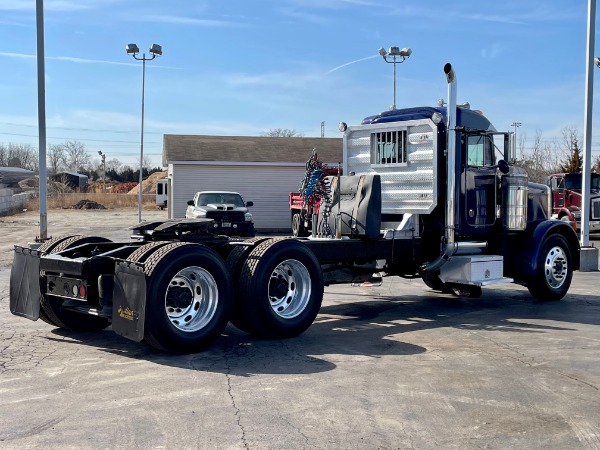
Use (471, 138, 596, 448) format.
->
(343, 119, 438, 214)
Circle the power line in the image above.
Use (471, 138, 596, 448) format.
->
(0, 121, 164, 135)
(0, 131, 160, 145)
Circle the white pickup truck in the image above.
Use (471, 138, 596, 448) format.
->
(185, 191, 255, 237)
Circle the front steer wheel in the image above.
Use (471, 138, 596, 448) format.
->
(139, 243, 233, 353)
(237, 238, 323, 338)
(527, 234, 573, 301)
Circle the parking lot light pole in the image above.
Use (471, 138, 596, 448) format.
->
(511, 122, 522, 159)
(378, 46, 412, 110)
(98, 150, 106, 192)
(126, 43, 162, 223)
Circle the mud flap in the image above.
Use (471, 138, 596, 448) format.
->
(112, 261, 147, 342)
(10, 246, 42, 320)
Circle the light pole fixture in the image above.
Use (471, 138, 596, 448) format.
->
(98, 150, 106, 192)
(511, 121, 522, 160)
(126, 42, 162, 223)
(378, 46, 412, 110)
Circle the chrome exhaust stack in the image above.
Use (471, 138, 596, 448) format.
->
(423, 63, 459, 273)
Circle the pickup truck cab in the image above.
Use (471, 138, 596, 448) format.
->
(185, 191, 255, 237)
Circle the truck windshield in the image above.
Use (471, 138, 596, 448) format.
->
(198, 194, 244, 206)
(564, 174, 600, 190)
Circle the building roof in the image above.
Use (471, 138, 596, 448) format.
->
(51, 170, 89, 179)
(0, 166, 35, 184)
(163, 135, 343, 166)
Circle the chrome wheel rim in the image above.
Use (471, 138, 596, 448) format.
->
(268, 259, 311, 319)
(544, 246, 568, 289)
(164, 266, 218, 332)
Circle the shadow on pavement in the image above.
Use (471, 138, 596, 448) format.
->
(44, 285, 600, 376)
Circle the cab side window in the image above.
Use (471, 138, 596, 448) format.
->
(467, 135, 494, 167)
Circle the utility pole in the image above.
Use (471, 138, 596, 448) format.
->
(321, 121, 325, 138)
(36, 0, 47, 240)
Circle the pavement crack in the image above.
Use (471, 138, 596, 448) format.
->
(224, 351, 249, 449)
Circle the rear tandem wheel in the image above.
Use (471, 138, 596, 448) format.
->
(235, 238, 323, 338)
(224, 237, 270, 333)
(130, 242, 233, 353)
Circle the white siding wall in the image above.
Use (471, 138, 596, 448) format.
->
(170, 164, 306, 231)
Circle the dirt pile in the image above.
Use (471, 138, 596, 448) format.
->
(128, 171, 167, 195)
(71, 199, 107, 210)
(18, 177, 74, 194)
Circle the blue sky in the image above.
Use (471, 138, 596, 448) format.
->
(0, 0, 598, 168)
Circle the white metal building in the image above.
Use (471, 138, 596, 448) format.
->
(162, 135, 342, 232)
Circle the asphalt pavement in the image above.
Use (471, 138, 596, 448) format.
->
(1, 265, 600, 449)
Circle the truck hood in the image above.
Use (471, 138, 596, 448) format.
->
(200, 203, 247, 212)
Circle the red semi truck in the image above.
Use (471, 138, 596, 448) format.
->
(547, 172, 600, 232)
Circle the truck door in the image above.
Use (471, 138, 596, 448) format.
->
(463, 134, 497, 228)
(550, 176, 565, 215)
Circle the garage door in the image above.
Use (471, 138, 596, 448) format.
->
(172, 164, 306, 231)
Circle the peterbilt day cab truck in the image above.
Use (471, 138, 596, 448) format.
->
(547, 172, 600, 232)
(10, 64, 580, 354)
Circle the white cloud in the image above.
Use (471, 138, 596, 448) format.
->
(480, 43, 505, 59)
(223, 71, 321, 89)
(0, 0, 117, 12)
(0, 52, 182, 69)
(136, 14, 243, 27)
(326, 54, 379, 74)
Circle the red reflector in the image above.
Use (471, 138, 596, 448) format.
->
(79, 284, 87, 298)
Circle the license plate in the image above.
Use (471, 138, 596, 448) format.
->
(222, 222, 231, 227)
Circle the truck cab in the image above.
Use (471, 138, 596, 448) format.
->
(547, 172, 600, 232)
(185, 191, 255, 237)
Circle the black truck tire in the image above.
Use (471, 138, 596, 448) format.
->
(527, 234, 573, 301)
(140, 243, 233, 353)
(225, 237, 270, 333)
(39, 236, 113, 331)
(237, 238, 323, 338)
(127, 241, 171, 264)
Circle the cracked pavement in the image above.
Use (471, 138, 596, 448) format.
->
(1, 209, 600, 448)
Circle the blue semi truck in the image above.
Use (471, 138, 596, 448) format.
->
(10, 63, 579, 354)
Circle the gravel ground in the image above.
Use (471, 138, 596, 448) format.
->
(0, 208, 167, 268)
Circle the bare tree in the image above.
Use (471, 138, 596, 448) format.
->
(62, 140, 90, 171)
(558, 126, 582, 173)
(261, 128, 304, 138)
(106, 157, 122, 173)
(143, 155, 154, 170)
(48, 144, 65, 175)
(513, 130, 560, 183)
(0, 143, 38, 170)
(593, 155, 600, 173)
